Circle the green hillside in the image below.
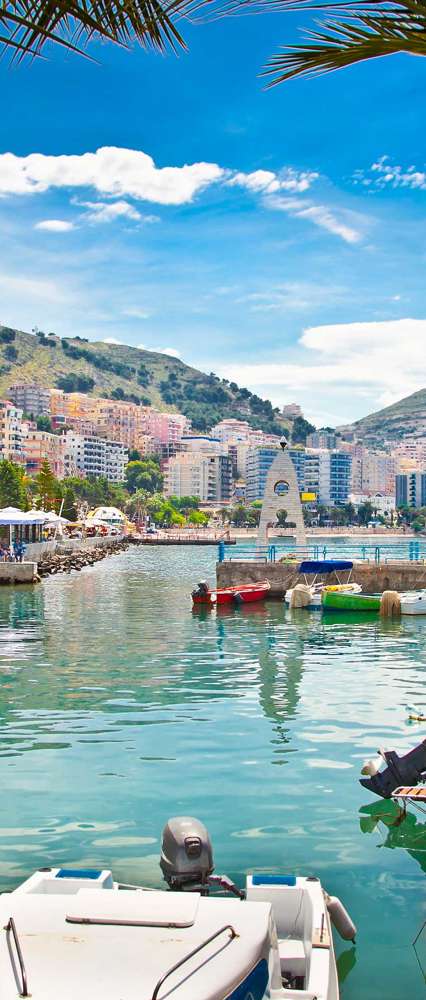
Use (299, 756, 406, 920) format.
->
(0, 325, 290, 436)
(339, 388, 426, 446)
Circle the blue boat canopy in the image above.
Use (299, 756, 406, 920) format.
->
(299, 560, 353, 574)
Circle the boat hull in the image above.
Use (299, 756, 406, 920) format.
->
(322, 591, 381, 612)
(400, 592, 426, 615)
(192, 581, 270, 606)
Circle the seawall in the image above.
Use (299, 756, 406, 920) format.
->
(216, 561, 426, 596)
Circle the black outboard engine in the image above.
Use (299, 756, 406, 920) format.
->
(360, 739, 426, 799)
(160, 817, 214, 890)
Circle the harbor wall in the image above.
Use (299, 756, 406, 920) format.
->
(216, 561, 426, 596)
(0, 562, 38, 585)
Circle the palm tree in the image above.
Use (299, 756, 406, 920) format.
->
(261, 0, 426, 83)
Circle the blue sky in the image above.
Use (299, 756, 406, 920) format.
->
(0, 13, 425, 426)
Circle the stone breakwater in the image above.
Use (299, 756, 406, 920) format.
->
(38, 537, 139, 578)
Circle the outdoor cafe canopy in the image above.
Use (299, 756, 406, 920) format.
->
(0, 507, 49, 525)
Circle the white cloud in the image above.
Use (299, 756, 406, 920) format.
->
(238, 281, 346, 313)
(81, 200, 142, 224)
(266, 195, 362, 244)
(137, 343, 148, 349)
(103, 337, 123, 344)
(355, 156, 426, 191)
(215, 318, 426, 423)
(0, 147, 224, 205)
(229, 167, 318, 194)
(35, 219, 74, 232)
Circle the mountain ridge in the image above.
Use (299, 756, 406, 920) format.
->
(338, 387, 426, 445)
(0, 325, 290, 437)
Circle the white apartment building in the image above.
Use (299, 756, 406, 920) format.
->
(349, 493, 396, 514)
(0, 400, 27, 463)
(63, 431, 128, 483)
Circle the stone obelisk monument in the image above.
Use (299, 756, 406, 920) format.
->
(257, 437, 306, 548)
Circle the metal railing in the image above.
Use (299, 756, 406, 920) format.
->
(151, 924, 237, 1000)
(5, 917, 29, 997)
(218, 540, 426, 564)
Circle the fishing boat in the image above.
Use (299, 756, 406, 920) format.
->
(285, 561, 361, 610)
(322, 591, 381, 613)
(192, 579, 270, 606)
(0, 817, 356, 1000)
(360, 739, 426, 798)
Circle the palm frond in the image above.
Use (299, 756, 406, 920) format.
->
(259, 0, 426, 82)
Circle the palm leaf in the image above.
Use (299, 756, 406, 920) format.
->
(259, 0, 426, 82)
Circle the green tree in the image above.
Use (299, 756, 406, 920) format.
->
(62, 486, 77, 522)
(125, 459, 163, 495)
(291, 416, 316, 445)
(187, 510, 209, 526)
(358, 501, 374, 526)
(0, 460, 27, 508)
(36, 460, 62, 512)
(36, 415, 53, 433)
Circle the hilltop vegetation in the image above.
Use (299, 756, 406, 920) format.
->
(339, 388, 426, 447)
(0, 326, 291, 437)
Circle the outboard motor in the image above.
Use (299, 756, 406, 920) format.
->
(160, 817, 214, 890)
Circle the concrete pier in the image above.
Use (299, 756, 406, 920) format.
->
(0, 562, 38, 585)
(216, 560, 426, 596)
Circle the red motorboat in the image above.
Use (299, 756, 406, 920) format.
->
(191, 579, 271, 606)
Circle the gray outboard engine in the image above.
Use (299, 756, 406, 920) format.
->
(160, 817, 214, 890)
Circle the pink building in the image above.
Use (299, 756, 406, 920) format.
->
(141, 410, 190, 448)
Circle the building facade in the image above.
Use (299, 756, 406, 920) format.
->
(395, 473, 426, 509)
(63, 432, 128, 483)
(24, 430, 65, 479)
(8, 384, 51, 418)
(0, 401, 26, 463)
(164, 452, 232, 502)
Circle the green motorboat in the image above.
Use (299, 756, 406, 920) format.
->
(322, 591, 381, 612)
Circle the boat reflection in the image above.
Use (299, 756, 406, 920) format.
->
(359, 800, 426, 875)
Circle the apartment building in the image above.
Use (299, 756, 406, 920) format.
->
(24, 430, 65, 479)
(395, 472, 426, 509)
(0, 400, 26, 463)
(164, 451, 232, 502)
(63, 431, 128, 483)
(8, 384, 51, 418)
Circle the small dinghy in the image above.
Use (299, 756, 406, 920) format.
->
(360, 739, 426, 798)
(0, 817, 355, 1000)
(192, 579, 270, 606)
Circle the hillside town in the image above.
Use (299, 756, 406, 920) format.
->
(1, 384, 425, 525)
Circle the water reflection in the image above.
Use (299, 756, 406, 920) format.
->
(360, 800, 426, 875)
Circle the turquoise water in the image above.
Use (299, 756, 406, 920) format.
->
(0, 545, 425, 999)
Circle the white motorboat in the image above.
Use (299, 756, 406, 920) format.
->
(0, 817, 356, 1000)
(400, 591, 426, 615)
